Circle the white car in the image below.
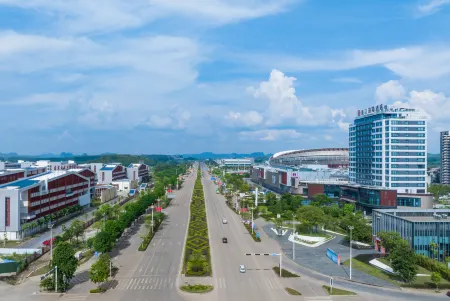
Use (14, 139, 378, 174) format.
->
(239, 265, 246, 273)
(222, 218, 227, 224)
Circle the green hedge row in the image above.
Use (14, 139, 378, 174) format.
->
(244, 222, 261, 242)
(183, 169, 212, 277)
(138, 213, 165, 251)
(415, 254, 450, 281)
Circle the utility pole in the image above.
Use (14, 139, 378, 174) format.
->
(348, 226, 354, 280)
(292, 214, 296, 260)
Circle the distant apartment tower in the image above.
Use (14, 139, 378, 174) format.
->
(442, 131, 450, 184)
(349, 104, 427, 193)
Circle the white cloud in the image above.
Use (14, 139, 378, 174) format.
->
(331, 77, 362, 84)
(241, 46, 450, 80)
(146, 107, 191, 130)
(230, 69, 348, 128)
(226, 111, 263, 127)
(417, 0, 450, 16)
(375, 80, 406, 104)
(375, 81, 450, 131)
(239, 129, 303, 141)
(0, 0, 296, 34)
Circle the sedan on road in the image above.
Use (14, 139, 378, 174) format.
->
(239, 265, 246, 273)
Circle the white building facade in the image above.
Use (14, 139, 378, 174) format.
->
(349, 105, 428, 194)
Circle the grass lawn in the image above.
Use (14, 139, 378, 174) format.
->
(273, 266, 300, 278)
(285, 287, 302, 295)
(344, 255, 450, 288)
(343, 254, 400, 285)
(323, 285, 356, 295)
(0, 240, 23, 248)
(296, 231, 332, 239)
(29, 264, 52, 277)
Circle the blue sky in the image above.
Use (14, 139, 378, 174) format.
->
(1, 0, 450, 155)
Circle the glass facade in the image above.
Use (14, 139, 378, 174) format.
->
(373, 209, 450, 260)
(350, 106, 428, 193)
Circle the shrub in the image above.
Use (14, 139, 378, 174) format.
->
(180, 284, 213, 293)
(273, 266, 300, 277)
(90, 287, 106, 293)
(416, 255, 450, 281)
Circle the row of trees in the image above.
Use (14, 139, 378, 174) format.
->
(40, 162, 189, 292)
(21, 205, 83, 233)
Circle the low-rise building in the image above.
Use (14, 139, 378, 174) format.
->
(35, 160, 78, 171)
(0, 167, 47, 185)
(97, 164, 127, 185)
(95, 185, 117, 203)
(0, 170, 91, 240)
(127, 163, 149, 183)
(372, 209, 450, 260)
(112, 179, 137, 195)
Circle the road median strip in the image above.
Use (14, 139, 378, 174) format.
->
(182, 168, 212, 277)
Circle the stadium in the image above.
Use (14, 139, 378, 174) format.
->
(268, 148, 349, 168)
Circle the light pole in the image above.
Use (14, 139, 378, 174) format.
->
(348, 226, 354, 280)
(151, 205, 154, 234)
(292, 214, 296, 260)
(48, 222, 54, 262)
(250, 207, 255, 234)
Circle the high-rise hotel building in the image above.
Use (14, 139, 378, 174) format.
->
(442, 131, 450, 185)
(349, 104, 427, 194)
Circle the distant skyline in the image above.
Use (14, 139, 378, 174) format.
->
(1, 0, 450, 154)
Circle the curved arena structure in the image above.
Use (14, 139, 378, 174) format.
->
(269, 148, 349, 168)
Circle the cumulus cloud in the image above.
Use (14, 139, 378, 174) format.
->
(229, 69, 349, 129)
(375, 80, 406, 104)
(239, 129, 303, 141)
(146, 107, 191, 130)
(376, 80, 450, 131)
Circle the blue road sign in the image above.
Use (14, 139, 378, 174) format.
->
(252, 223, 256, 229)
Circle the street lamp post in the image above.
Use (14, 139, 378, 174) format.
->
(151, 205, 154, 234)
(48, 222, 54, 262)
(292, 214, 296, 260)
(250, 207, 255, 234)
(348, 226, 354, 280)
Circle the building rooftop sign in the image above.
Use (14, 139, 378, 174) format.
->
(357, 104, 418, 117)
